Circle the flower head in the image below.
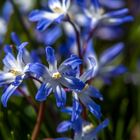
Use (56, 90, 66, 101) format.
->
(29, 0, 70, 31)
(56, 106, 109, 140)
(71, 57, 103, 120)
(0, 42, 31, 107)
(30, 46, 85, 107)
(78, 0, 133, 29)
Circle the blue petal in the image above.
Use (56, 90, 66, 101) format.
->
(108, 65, 127, 76)
(57, 121, 72, 133)
(80, 57, 96, 82)
(44, 26, 62, 45)
(80, 95, 102, 119)
(54, 14, 65, 23)
(99, 42, 124, 66)
(37, 19, 53, 31)
(29, 10, 48, 21)
(71, 98, 82, 122)
(11, 32, 21, 46)
(0, 73, 14, 86)
(87, 103, 102, 119)
(75, 0, 86, 8)
(59, 64, 78, 77)
(4, 44, 12, 54)
(35, 83, 52, 101)
(17, 42, 28, 50)
(80, 69, 94, 82)
(104, 8, 129, 17)
(61, 55, 82, 69)
(84, 40, 95, 59)
(86, 86, 103, 101)
(72, 118, 82, 133)
(101, 0, 124, 9)
(91, 0, 100, 11)
(61, 107, 73, 115)
(31, 50, 41, 63)
(60, 76, 85, 90)
(46, 46, 56, 67)
(29, 63, 47, 77)
(3, 53, 17, 69)
(1, 82, 21, 107)
(106, 16, 134, 25)
(17, 43, 29, 67)
(54, 85, 66, 107)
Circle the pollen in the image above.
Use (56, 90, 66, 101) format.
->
(83, 123, 94, 133)
(53, 7, 64, 13)
(83, 84, 89, 91)
(52, 72, 61, 79)
(9, 70, 22, 76)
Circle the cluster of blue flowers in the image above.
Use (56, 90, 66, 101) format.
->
(0, 0, 133, 139)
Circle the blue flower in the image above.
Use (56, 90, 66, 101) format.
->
(31, 46, 85, 107)
(0, 33, 46, 107)
(0, 42, 31, 107)
(96, 43, 127, 84)
(57, 106, 109, 140)
(29, 0, 70, 31)
(85, 42, 127, 84)
(80, 0, 133, 28)
(71, 57, 103, 120)
(73, 119, 109, 140)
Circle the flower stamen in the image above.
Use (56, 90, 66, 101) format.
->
(9, 70, 22, 76)
(83, 84, 89, 91)
(52, 72, 61, 79)
(83, 123, 94, 133)
(53, 7, 64, 13)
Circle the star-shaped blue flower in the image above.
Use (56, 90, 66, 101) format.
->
(56, 107, 109, 140)
(77, 0, 133, 28)
(71, 57, 103, 120)
(30, 46, 85, 107)
(0, 42, 31, 107)
(29, 0, 70, 31)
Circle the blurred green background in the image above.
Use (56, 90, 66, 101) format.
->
(0, 0, 140, 140)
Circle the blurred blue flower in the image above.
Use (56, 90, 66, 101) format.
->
(0, 33, 44, 107)
(76, 0, 133, 29)
(72, 57, 103, 120)
(0, 1, 13, 45)
(35, 26, 62, 45)
(0, 18, 7, 45)
(97, 43, 127, 81)
(73, 118, 109, 140)
(95, 26, 124, 40)
(30, 46, 85, 107)
(0, 42, 31, 107)
(56, 106, 109, 140)
(29, 0, 71, 31)
(99, 0, 125, 9)
(86, 42, 127, 84)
